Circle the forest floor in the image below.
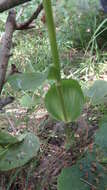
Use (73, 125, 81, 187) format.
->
(0, 3, 107, 188)
(0, 45, 107, 189)
(0, 96, 105, 190)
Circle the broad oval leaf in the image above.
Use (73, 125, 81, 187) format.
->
(87, 80, 107, 105)
(95, 117, 107, 150)
(45, 79, 84, 122)
(7, 71, 48, 91)
(95, 116, 107, 162)
(0, 133, 40, 171)
(58, 166, 89, 190)
(58, 152, 107, 190)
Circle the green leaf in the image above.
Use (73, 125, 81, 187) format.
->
(20, 94, 34, 108)
(0, 146, 8, 157)
(7, 71, 48, 91)
(87, 80, 107, 105)
(95, 118, 107, 150)
(99, 115, 107, 126)
(58, 152, 107, 190)
(0, 133, 40, 171)
(58, 166, 89, 190)
(95, 116, 107, 162)
(0, 131, 25, 146)
(45, 79, 84, 122)
(20, 94, 42, 108)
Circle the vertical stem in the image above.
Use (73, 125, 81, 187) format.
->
(43, 0, 68, 122)
(43, 0, 60, 73)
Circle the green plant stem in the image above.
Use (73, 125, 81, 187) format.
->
(43, 0, 68, 122)
(64, 126, 71, 147)
(43, 0, 60, 73)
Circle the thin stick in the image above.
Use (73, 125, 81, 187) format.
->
(80, 178, 96, 189)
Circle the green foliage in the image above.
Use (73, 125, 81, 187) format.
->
(7, 71, 48, 91)
(0, 0, 106, 181)
(95, 116, 107, 163)
(19, 94, 34, 108)
(48, 66, 60, 80)
(58, 114, 107, 190)
(0, 133, 40, 171)
(58, 152, 107, 190)
(56, 0, 104, 49)
(0, 131, 25, 146)
(87, 80, 107, 105)
(19, 93, 41, 108)
(95, 117, 107, 150)
(43, 0, 60, 71)
(45, 79, 84, 122)
(43, 0, 85, 123)
(58, 166, 89, 190)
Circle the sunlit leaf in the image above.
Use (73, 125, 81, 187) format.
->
(87, 80, 107, 105)
(7, 71, 48, 91)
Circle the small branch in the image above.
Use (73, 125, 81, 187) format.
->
(17, 23, 36, 30)
(0, 3, 43, 112)
(0, 3, 43, 94)
(0, 0, 32, 13)
(16, 5, 26, 21)
(0, 10, 16, 94)
(80, 178, 96, 189)
(16, 3, 43, 30)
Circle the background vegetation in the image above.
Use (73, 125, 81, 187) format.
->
(0, 0, 107, 189)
